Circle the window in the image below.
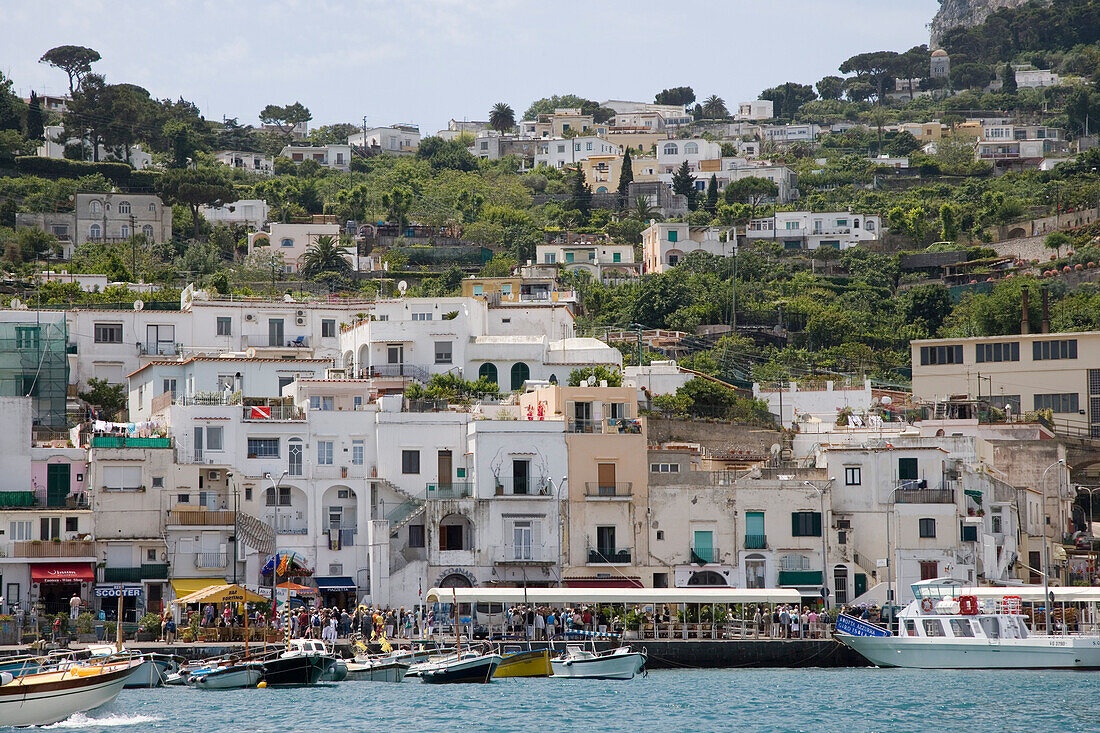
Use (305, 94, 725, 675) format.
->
(949, 618, 976, 637)
(995, 394, 1021, 414)
(920, 560, 939, 580)
(120, 225, 130, 238)
(310, 395, 334, 411)
(247, 438, 279, 458)
(919, 345, 963, 365)
(684, 142, 699, 154)
(281, 238, 294, 248)
(1032, 339, 1077, 360)
(976, 342, 1019, 363)
(510, 362, 530, 390)
(317, 440, 333, 465)
(150, 476, 164, 489)
(148, 203, 156, 212)
(412, 312, 432, 321)
(922, 619, 947, 637)
(216, 317, 232, 336)
(991, 509, 1003, 534)
(919, 518, 936, 538)
(662, 143, 678, 155)
(478, 363, 498, 385)
(41, 517, 61, 541)
(565, 252, 574, 263)
(650, 463, 681, 473)
(656, 530, 665, 540)
(15, 326, 39, 350)
(266, 485, 291, 506)
(288, 439, 302, 476)
(9, 520, 31, 541)
(961, 524, 978, 542)
(898, 457, 918, 481)
(321, 319, 336, 338)
(65, 516, 78, 533)
(205, 426, 223, 451)
(102, 465, 142, 491)
(668, 229, 678, 243)
(89, 223, 102, 239)
(352, 440, 364, 466)
(791, 511, 822, 537)
(844, 467, 861, 486)
(147, 549, 157, 562)
(544, 253, 556, 264)
(118, 201, 131, 214)
(613, 252, 621, 263)
(402, 450, 420, 474)
(1034, 393, 1079, 413)
(90, 200, 101, 214)
(142, 225, 154, 239)
(94, 323, 123, 343)
(409, 524, 425, 548)
(435, 341, 453, 364)
(472, 285, 483, 296)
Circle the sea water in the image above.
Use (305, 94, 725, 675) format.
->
(15, 668, 1100, 732)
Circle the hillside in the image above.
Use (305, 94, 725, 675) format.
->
(930, 0, 1042, 46)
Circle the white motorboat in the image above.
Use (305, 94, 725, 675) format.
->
(550, 645, 647, 680)
(418, 650, 503, 684)
(835, 578, 1100, 669)
(345, 657, 409, 682)
(0, 657, 142, 727)
(190, 661, 266, 689)
(86, 645, 180, 688)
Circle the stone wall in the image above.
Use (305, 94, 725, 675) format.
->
(647, 417, 781, 455)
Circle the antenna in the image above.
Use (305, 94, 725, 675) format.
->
(133, 299, 144, 311)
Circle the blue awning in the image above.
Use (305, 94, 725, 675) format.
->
(315, 576, 356, 592)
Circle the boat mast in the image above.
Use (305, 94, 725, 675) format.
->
(244, 601, 249, 660)
(116, 589, 124, 650)
(453, 587, 460, 657)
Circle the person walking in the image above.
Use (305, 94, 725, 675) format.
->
(753, 606, 762, 639)
(69, 593, 82, 621)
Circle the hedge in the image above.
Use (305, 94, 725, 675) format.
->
(14, 157, 160, 191)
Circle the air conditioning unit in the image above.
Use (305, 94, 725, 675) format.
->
(244, 314, 255, 322)
(296, 317, 306, 326)
(329, 563, 343, 575)
(296, 310, 306, 317)
(208, 470, 219, 480)
(834, 519, 852, 530)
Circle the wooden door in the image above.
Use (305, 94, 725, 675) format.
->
(597, 463, 616, 496)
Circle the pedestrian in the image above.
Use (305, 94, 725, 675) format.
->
(69, 593, 82, 621)
(546, 609, 556, 640)
(535, 608, 546, 640)
(779, 606, 790, 639)
(164, 612, 177, 644)
(753, 606, 762, 639)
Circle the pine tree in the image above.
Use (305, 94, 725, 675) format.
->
(671, 160, 697, 211)
(705, 174, 719, 214)
(617, 147, 634, 207)
(567, 167, 592, 224)
(25, 91, 44, 140)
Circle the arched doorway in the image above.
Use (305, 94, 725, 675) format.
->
(478, 363, 498, 385)
(510, 362, 530, 390)
(438, 573, 473, 588)
(744, 554, 766, 589)
(439, 513, 473, 551)
(687, 570, 727, 586)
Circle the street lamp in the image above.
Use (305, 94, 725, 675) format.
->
(1075, 485, 1100, 584)
(804, 479, 834, 610)
(267, 471, 288, 611)
(1040, 459, 1067, 634)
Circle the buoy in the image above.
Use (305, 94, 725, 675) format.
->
(257, 681, 267, 688)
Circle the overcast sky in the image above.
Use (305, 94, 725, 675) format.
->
(3, 0, 940, 135)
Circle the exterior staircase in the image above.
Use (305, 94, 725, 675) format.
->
(373, 477, 426, 537)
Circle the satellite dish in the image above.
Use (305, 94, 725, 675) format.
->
(881, 396, 893, 406)
(133, 299, 144, 311)
(397, 280, 408, 295)
(586, 375, 597, 387)
(10, 298, 22, 310)
(769, 443, 782, 456)
(246, 347, 257, 358)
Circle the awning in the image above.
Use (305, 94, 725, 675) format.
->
(564, 577, 644, 588)
(32, 563, 94, 584)
(964, 489, 983, 504)
(171, 578, 219, 599)
(277, 581, 316, 594)
(315, 576, 356, 592)
(173, 584, 268, 606)
(427, 586, 804, 605)
(777, 571, 824, 586)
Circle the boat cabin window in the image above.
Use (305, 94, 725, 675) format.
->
(1013, 617, 1029, 638)
(922, 619, 947, 637)
(949, 619, 975, 637)
(904, 619, 918, 637)
(979, 617, 1000, 638)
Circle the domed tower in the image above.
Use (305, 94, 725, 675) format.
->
(930, 49, 951, 79)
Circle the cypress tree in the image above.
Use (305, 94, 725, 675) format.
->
(25, 91, 44, 140)
(671, 160, 697, 211)
(568, 167, 592, 224)
(706, 174, 719, 214)
(617, 146, 634, 207)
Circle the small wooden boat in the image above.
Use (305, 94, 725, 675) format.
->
(0, 657, 141, 727)
(551, 645, 646, 680)
(190, 661, 265, 689)
(494, 645, 551, 678)
(345, 657, 409, 682)
(418, 651, 503, 684)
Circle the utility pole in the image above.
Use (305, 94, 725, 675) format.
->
(129, 214, 137, 282)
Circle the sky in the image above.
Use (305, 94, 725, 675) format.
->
(3, 0, 941, 135)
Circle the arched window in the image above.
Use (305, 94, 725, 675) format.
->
(439, 513, 472, 551)
(148, 203, 156, 212)
(438, 572, 473, 588)
(510, 362, 530, 391)
(595, 186, 608, 193)
(142, 225, 154, 239)
(548, 374, 558, 384)
(662, 143, 678, 155)
(90, 201, 101, 214)
(281, 238, 294, 248)
(288, 438, 303, 476)
(88, 224, 101, 239)
(684, 142, 699, 155)
(687, 570, 727, 586)
(118, 201, 131, 214)
(478, 363, 498, 385)
(865, 220, 875, 231)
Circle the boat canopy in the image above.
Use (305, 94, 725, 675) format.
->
(911, 578, 1100, 603)
(424, 587, 802, 605)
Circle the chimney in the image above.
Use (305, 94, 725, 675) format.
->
(1041, 286, 1050, 334)
(1020, 288, 1029, 335)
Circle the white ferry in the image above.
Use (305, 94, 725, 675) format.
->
(836, 578, 1100, 669)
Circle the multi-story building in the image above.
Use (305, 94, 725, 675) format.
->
(199, 199, 270, 228)
(0, 317, 69, 429)
(579, 154, 658, 194)
(534, 137, 619, 169)
(746, 211, 881, 251)
(213, 150, 274, 175)
(247, 222, 345, 272)
(16, 192, 172, 254)
(641, 223, 736, 273)
(535, 239, 638, 282)
(736, 100, 774, 120)
(280, 143, 352, 172)
(348, 125, 420, 155)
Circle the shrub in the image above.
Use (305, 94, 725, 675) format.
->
(76, 612, 95, 634)
(139, 612, 163, 633)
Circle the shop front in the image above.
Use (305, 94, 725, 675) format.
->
(31, 563, 94, 615)
(314, 576, 357, 609)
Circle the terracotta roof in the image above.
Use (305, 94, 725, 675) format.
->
(127, 356, 331, 378)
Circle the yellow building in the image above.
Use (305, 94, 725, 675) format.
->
(580, 155, 658, 194)
(605, 131, 666, 156)
(461, 275, 576, 305)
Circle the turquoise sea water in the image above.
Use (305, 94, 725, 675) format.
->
(15, 668, 1100, 732)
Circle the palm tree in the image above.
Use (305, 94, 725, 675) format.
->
(300, 235, 351, 278)
(489, 102, 515, 133)
(702, 95, 729, 119)
(632, 195, 662, 223)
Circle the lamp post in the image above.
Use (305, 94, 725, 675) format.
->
(1075, 485, 1100, 584)
(804, 479, 834, 610)
(1040, 459, 1066, 634)
(884, 484, 904, 633)
(556, 476, 568, 587)
(267, 471, 288, 611)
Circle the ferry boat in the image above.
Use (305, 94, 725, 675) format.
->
(835, 578, 1100, 669)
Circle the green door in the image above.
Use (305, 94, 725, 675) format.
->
(46, 463, 69, 508)
(854, 573, 867, 598)
(745, 512, 765, 549)
(693, 530, 714, 563)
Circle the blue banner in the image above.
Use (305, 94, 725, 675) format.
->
(835, 613, 891, 637)
(95, 585, 142, 598)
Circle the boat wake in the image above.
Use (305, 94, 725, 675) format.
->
(42, 713, 163, 728)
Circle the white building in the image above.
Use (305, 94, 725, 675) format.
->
(623, 361, 693, 397)
(213, 150, 274, 175)
(1015, 67, 1061, 88)
(736, 100, 774, 120)
(36, 125, 153, 170)
(247, 222, 345, 272)
(753, 380, 875, 430)
(348, 126, 420, 155)
(279, 144, 352, 172)
(746, 211, 880, 251)
(535, 240, 638, 282)
(534, 137, 619, 169)
(199, 199, 270, 228)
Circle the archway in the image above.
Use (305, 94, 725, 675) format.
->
(510, 362, 530, 391)
(438, 573, 473, 587)
(1007, 227, 1027, 239)
(687, 570, 727, 586)
(356, 344, 370, 377)
(478, 362, 498, 385)
(439, 513, 473, 551)
(342, 351, 354, 371)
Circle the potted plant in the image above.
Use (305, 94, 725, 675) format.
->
(136, 612, 161, 641)
(76, 612, 96, 643)
(622, 609, 643, 639)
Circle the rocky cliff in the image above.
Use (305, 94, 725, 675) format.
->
(929, 0, 1044, 47)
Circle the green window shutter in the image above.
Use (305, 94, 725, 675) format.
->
(812, 511, 822, 537)
(898, 457, 918, 481)
(791, 512, 800, 536)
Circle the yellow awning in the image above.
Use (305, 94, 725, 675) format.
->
(171, 578, 219, 599)
(173, 583, 267, 606)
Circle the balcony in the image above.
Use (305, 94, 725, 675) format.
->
(491, 476, 554, 497)
(242, 334, 310, 349)
(744, 534, 767, 550)
(690, 546, 720, 564)
(195, 552, 228, 569)
(242, 405, 305, 421)
(587, 548, 632, 564)
(584, 482, 632, 498)
(364, 363, 431, 382)
(492, 544, 555, 564)
(426, 482, 472, 500)
(167, 510, 235, 527)
(103, 564, 169, 582)
(137, 342, 181, 357)
(89, 436, 172, 449)
(568, 418, 642, 435)
(13, 540, 94, 558)
(894, 481, 955, 504)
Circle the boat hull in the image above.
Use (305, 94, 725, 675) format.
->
(191, 664, 264, 689)
(125, 657, 178, 688)
(345, 660, 409, 682)
(420, 654, 502, 684)
(836, 633, 1100, 669)
(260, 655, 329, 685)
(551, 652, 646, 680)
(319, 659, 348, 682)
(495, 649, 551, 678)
(0, 663, 135, 727)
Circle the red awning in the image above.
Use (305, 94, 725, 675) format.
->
(31, 563, 95, 584)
